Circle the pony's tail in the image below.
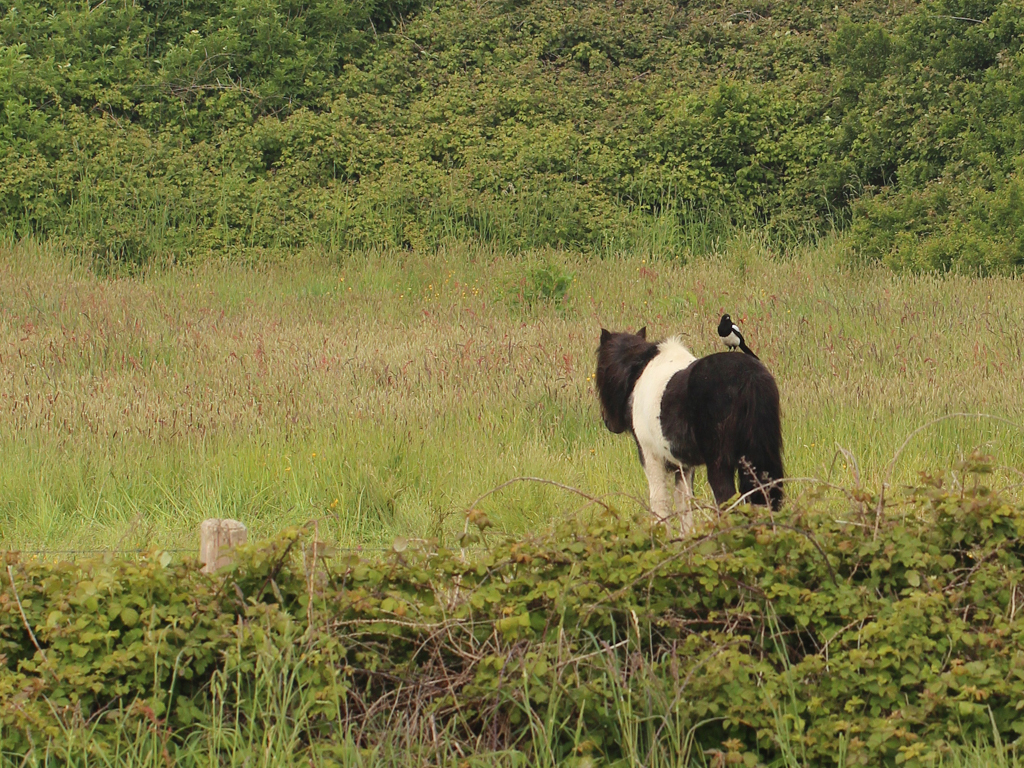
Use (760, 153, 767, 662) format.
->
(732, 371, 785, 510)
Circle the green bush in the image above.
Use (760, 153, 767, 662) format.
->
(4, 0, 1023, 268)
(4, 460, 1024, 766)
(850, 168, 1024, 272)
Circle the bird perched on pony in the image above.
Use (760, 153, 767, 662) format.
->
(718, 314, 758, 359)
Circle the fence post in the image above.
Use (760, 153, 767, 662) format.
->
(199, 519, 248, 574)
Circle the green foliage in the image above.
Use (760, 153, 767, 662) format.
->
(834, 0, 1024, 272)
(3, 0, 1020, 270)
(5, 463, 1024, 765)
(508, 255, 574, 310)
(849, 171, 1024, 272)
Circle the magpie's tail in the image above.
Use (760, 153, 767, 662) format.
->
(738, 340, 759, 360)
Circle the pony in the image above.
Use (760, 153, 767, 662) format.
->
(595, 327, 784, 532)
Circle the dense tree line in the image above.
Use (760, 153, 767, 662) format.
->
(1, 0, 1022, 270)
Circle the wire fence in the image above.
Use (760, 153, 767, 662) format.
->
(1, 477, 636, 564)
(2, 545, 405, 560)
(8, 446, 1023, 566)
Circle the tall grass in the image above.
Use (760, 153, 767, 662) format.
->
(5, 618, 1022, 767)
(1, 235, 1022, 555)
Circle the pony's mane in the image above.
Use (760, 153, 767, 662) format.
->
(595, 330, 659, 434)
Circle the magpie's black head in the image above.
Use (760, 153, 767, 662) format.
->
(717, 314, 733, 337)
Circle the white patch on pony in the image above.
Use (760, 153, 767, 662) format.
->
(629, 337, 697, 527)
(630, 337, 696, 464)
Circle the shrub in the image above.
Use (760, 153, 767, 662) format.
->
(4, 460, 1024, 765)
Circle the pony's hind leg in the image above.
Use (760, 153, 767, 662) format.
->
(706, 460, 738, 508)
(673, 467, 695, 536)
(738, 461, 782, 510)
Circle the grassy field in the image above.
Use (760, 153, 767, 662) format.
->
(1, 234, 1022, 554)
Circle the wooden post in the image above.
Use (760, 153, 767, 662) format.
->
(199, 519, 248, 574)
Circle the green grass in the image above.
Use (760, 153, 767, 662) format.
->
(1, 234, 1023, 555)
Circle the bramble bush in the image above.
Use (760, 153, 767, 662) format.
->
(4, 458, 1024, 765)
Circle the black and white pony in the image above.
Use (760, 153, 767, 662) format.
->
(595, 327, 784, 532)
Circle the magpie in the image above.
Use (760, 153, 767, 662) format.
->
(718, 314, 759, 359)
